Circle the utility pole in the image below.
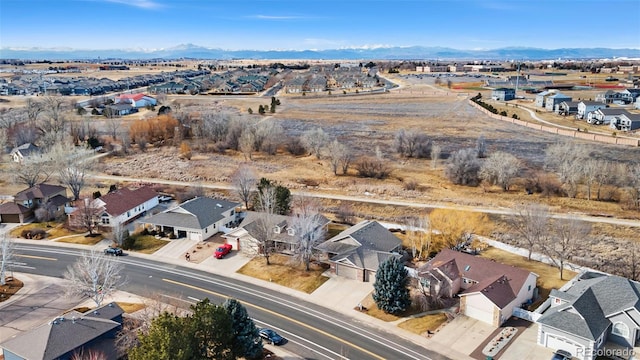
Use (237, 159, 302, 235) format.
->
(515, 60, 521, 97)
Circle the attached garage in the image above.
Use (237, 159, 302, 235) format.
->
(543, 334, 584, 359)
(0, 203, 32, 223)
(464, 304, 494, 325)
(335, 263, 359, 280)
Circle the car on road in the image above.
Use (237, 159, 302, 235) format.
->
(259, 328, 284, 345)
(214, 243, 232, 259)
(104, 247, 124, 256)
(551, 349, 573, 360)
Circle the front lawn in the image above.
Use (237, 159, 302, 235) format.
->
(398, 313, 448, 335)
(237, 254, 330, 293)
(479, 246, 575, 304)
(0, 277, 24, 303)
(125, 234, 169, 254)
(10, 222, 78, 239)
(56, 233, 104, 245)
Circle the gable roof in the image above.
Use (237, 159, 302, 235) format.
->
(15, 183, 66, 201)
(239, 211, 329, 245)
(315, 220, 401, 255)
(10, 143, 40, 157)
(0, 202, 31, 215)
(144, 197, 240, 230)
(0, 302, 123, 360)
(117, 93, 145, 101)
(97, 186, 157, 216)
(539, 273, 640, 340)
(418, 249, 535, 308)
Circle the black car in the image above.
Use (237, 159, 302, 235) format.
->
(104, 247, 124, 256)
(259, 328, 284, 345)
(551, 349, 572, 360)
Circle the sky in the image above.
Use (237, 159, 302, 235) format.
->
(1, 0, 639, 51)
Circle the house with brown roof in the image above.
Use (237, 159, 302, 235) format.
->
(417, 249, 538, 327)
(92, 186, 158, 227)
(0, 183, 70, 222)
(0, 203, 32, 223)
(0, 302, 124, 360)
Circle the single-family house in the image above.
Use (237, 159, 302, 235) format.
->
(315, 220, 402, 282)
(545, 93, 572, 112)
(0, 302, 124, 360)
(114, 93, 157, 108)
(13, 183, 69, 220)
(417, 249, 538, 327)
(105, 103, 136, 117)
(142, 197, 240, 241)
(620, 88, 640, 104)
(10, 143, 40, 163)
(537, 272, 640, 360)
(224, 211, 330, 255)
(587, 108, 629, 125)
(92, 186, 158, 227)
(558, 101, 579, 115)
(577, 101, 607, 120)
(596, 90, 623, 104)
(491, 88, 515, 101)
(610, 112, 640, 132)
(535, 90, 553, 107)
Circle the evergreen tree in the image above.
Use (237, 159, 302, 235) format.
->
(129, 313, 194, 360)
(188, 298, 234, 360)
(372, 256, 410, 315)
(223, 298, 263, 359)
(255, 178, 291, 215)
(258, 105, 265, 115)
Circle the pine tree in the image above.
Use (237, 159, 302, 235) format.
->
(372, 256, 410, 315)
(223, 298, 263, 359)
(188, 298, 234, 360)
(129, 313, 194, 360)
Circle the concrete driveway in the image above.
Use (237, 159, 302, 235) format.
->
(430, 315, 495, 356)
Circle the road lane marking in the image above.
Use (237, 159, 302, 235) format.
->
(16, 254, 58, 261)
(162, 278, 384, 360)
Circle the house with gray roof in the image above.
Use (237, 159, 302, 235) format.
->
(537, 272, 640, 360)
(315, 220, 402, 282)
(545, 92, 572, 112)
(1, 302, 124, 360)
(418, 249, 538, 327)
(10, 143, 40, 163)
(141, 197, 240, 241)
(224, 211, 330, 255)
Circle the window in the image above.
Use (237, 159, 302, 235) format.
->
(287, 228, 295, 236)
(528, 285, 531, 291)
(102, 217, 110, 225)
(273, 226, 280, 234)
(613, 322, 630, 338)
(205, 228, 208, 233)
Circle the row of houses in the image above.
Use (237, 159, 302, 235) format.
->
(149, 68, 272, 94)
(596, 88, 640, 105)
(0, 69, 210, 96)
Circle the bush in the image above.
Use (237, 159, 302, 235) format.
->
(122, 235, 135, 250)
(355, 157, 392, 179)
(21, 228, 47, 239)
(403, 179, 419, 191)
(444, 148, 481, 186)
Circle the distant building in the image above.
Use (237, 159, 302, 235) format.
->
(491, 88, 515, 101)
(114, 93, 156, 108)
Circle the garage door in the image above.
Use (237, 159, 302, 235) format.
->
(336, 264, 359, 280)
(545, 334, 583, 359)
(0, 214, 21, 223)
(464, 304, 494, 325)
(189, 232, 201, 241)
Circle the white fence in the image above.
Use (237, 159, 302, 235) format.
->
(513, 307, 542, 322)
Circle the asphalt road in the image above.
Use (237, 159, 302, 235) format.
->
(12, 244, 450, 360)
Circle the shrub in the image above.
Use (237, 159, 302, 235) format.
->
(286, 136, 307, 156)
(403, 179, 419, 191)
(122, 235, 135, 250)
(21, 228, 47, 240)
(355, 157, 392, 179)
(444, 148, 481, 186)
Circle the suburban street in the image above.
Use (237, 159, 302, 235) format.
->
(9, 243, 450, 360)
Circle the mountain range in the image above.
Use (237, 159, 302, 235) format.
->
(1, 44, 639, 61)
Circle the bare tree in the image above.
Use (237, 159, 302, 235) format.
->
(479, 151, 521, 191)
(509, 203, 550, 261)
(430, 143, 441, 169)
(545, 142, 589, 198)
(238, 130, 255, 161)
(327, 139, 348, 175)
(627, 163, 640, 210)
(291, 196, 326, 271)
(0, 128, 7, 154)
(252, 186, 278, 265)
(231, 164, 257, 210)
(581, 158, 600, 201)
(25, 98, 43, 125)
(0, 235, 15, 286)
(405, 215, 431, 260)
(476, 134, 487, 158)
(64, 249, 125, 307)
(106, 118, 122, 140)
(69, 198, 103, 235)
(255, 120, 284, 155)
(593, 160, 613, 201)
(541, 217, 591, 280)
(111, 221, 127, 247)
(39, 96, 68, 146)
(10, 155, 52, 187)
(301, 127, 329, 159)
(444, 148, 481, 186)
(51, 144, 95, 200)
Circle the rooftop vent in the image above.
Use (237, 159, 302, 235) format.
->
(464, 265, 471, 271)
(216, 204, 222, 208)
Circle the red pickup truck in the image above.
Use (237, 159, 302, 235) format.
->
(214, 243, 233, 259)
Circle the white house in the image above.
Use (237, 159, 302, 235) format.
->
(577, 101, 607, 120)
(114, 93, 157, 108)
(94, 186, 159, 227)
(10, 143, 40, 163)
(587, 108, 629, 125)
(610, 112, 640, 132)
(142, 197, 240, 241)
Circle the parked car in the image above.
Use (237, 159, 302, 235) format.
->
(214, 243, 233, 259)
(259, 328, 284, 345)
(104, 247, 124, 256)
(551, 349, 572, 360)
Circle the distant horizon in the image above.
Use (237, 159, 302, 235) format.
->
(1, 0, 639, 52)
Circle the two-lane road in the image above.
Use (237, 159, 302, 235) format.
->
(12, 244, 450, 360)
